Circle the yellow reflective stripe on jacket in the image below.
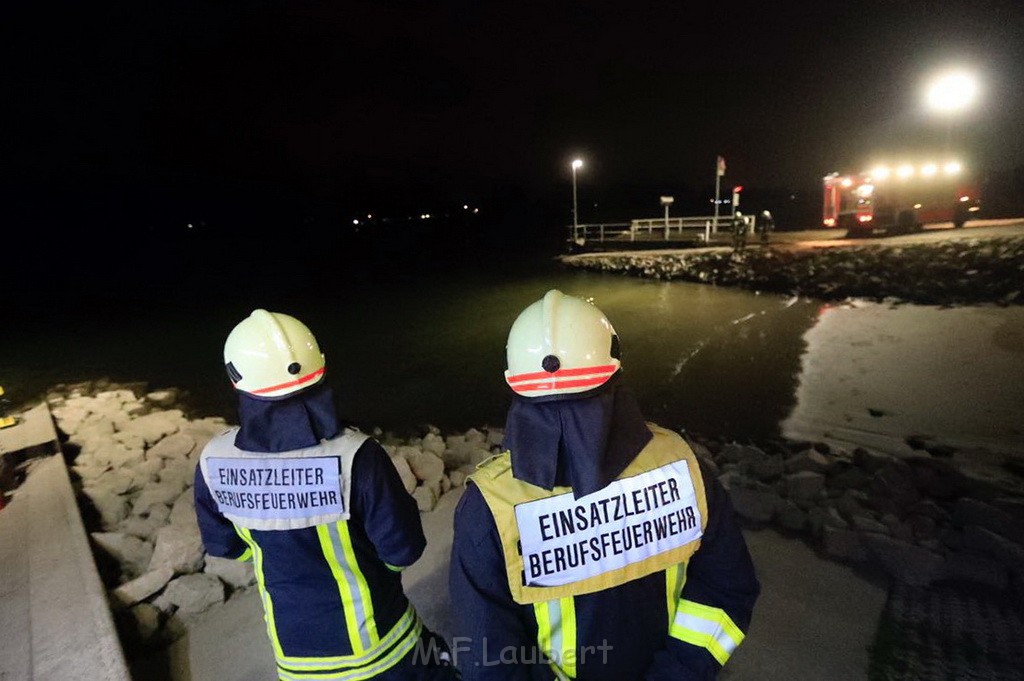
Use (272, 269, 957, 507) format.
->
(315, 521, 380, 655)
(669, 599, 745, 665)
(276, 606, 419, 670)
(234, 525, 254, 562)
(275, 610, 422, 680)
(275, 607, 422, 679)
(237, 527, 286, 659)
(533, 597, 577, 679)
(665, 562, 688, 627)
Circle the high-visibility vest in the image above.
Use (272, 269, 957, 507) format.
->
(199, 428, 426, 680)
(199, 426, 367, 531)
(470, 423, 708, 606)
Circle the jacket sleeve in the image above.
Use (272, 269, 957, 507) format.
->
(193, 465, 250, 561)
(351, 439, 426, 569)
(644, 460, 760, 681)
(449, 484, 554, 681)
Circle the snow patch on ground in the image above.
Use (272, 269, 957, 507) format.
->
(782, 303, 1024, 456)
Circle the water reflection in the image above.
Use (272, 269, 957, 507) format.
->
(3, 268, 822, 440)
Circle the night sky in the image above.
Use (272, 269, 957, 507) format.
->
(7, 0, 1024, 233)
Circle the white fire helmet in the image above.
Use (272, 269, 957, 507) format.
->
(223, 309, 326, 399)
(504, 290, 621, 399)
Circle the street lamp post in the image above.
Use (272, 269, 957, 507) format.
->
(571, 159, 584, 237)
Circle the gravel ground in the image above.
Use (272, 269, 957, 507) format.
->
(870, 582, 1024, 681)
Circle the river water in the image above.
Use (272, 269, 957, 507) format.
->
(4, 261, 1022, 454)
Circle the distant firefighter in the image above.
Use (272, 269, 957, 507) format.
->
(731, 211, 747, 252)
(756, 210, 775, 245)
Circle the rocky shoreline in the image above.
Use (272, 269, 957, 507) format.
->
(37, 378, 1024, 663)
(689, 434, 1024, 599)
(562, 236, 1024, 306)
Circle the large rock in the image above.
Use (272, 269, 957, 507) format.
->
(123, 410, 185, 445)
(718, 444, 766, 465)
(953, 463, 1024, 501)
(406, 450, 445, 485)
(134, 480, 187, 515)
(412, 485, 438, 512)
(420, 432, 447, 457)
(112, 567, 175, 607)
(147, 433, 196, 461)
(128, 458, 164, 490)
(861, 533, 945, 586)
(204, 556, 256, 589)
(828, 465, 869, 491)
(442, 435, 490, 469)
(390, 456, 418, 494)
(785, 471, 825, 502)
(83, 487, 129, 528)
(749, 455, 785, 482)
(962, 525, 1024, 577)
(149, 524, 205, 574)
(92, 532, 154, 577)
(157, 460, 194, 496)
(870, 461, 920, 509)
(808, 506, 849, 538)
(113, 430, 147, 452)
(852, 447, 893, 473)
(449, 469, 468, 488)
(119, 515, 166, 542)
(169, 490, 197, 526)
(130, 603, 162, 641)
(145, 389, 180, 408)
(162, 574, 225, 617)
(89, 469, 134, 495)
(952, 498, 1024, 544)
(486, 428, 504, 448)
(727, 486, 780, 523)
(822, 526, 868, 563)
(784, 449, 829, 474)
(776, 500, 808, 531)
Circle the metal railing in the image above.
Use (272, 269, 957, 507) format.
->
(569, 214, 753, 245)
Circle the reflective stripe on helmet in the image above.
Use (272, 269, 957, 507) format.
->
(247, 367, 326, 396)
(507, 364, 618, 396)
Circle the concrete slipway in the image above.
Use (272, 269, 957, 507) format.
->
(0, 455, 131, 681)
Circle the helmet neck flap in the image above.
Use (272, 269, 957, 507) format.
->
(501, 375, 653, 499)
(234, 381, 343, 453)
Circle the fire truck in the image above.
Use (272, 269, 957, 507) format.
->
(823, 160, 980, 237)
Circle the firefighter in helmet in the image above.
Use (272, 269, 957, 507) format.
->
(194, 310, 456, 681)
(731, 211, 747, 252)
(756, 210, 774, 245)
(450, 291, 760, 680)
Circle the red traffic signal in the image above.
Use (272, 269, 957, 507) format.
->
(733, 185, 744, 193)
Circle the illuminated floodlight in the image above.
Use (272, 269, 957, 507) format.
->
(944, 161, 962, 175)
(897, 165, 914, 179)
(925, 70, 979, 113)
(921, 163, 938, 177)
(572, 158, 584, 170)
(870, 166, 891, 181)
